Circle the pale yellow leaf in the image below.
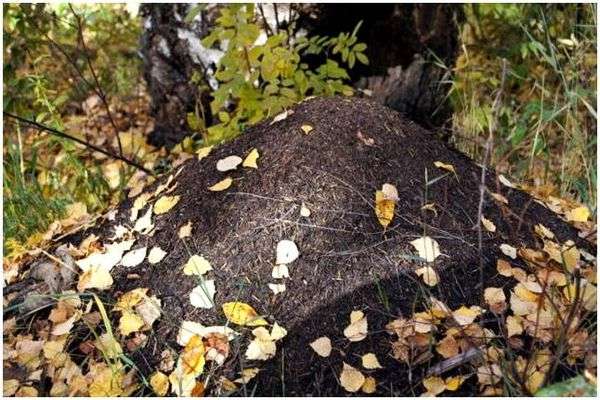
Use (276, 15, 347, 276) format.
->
(375, 190, 395, 228)
(566, 205, 590, 222)
(410, 236, 441, 262)
(309, 336, 332, 357)
(150, 371, 169, 396)
(196, 146, 213, 161)
(178, 221, 193, 238)
(153, 195, 180, 214)
(147, 247, 167, 264)
(242, 148, 260, 168)
(361, 376, 377, 394)
(208, 177, 233, 191)
(481, 216, 496, 232)
(189, 280, 216, 309)
(434, 161, 456, 175)
(222, 302, 268, 326)
(300, 124, 313, 134)
(423, 376, 446, 396)
(340, 362, 365, 393)
(183, 255, 212, 276)
(77, 266, 113, 292)
(452, 305, 482, 326)
(268, 283, 286, 295)
(415, 266, 439, 286)
(361, 353, 382, 369)
(119, 311, 145, 336)
(343, 310, 368, 342)
(500, 243, 517, 259)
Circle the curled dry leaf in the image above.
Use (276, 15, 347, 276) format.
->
(216, 155, 242, 172)
(490, 192, 509, 205)
(189, 280, 216, 309)
(196, 145, 213, 161)
(415, 266, 439, 287)
(121, 247, 147, 267)
(242, 148, 260, 168)
(183, 255, 212, 276)
(147, 247, 167, 264)
(339, 362, 365, 393)
(410, 236, 441, 262)
(375, 183, 397, 228)
(268, 283, 286, 295)
(309, 336, 332, 357)
(343, 310, 368, 342)
(276, 239, 299, 264)
(178, 221, 193, 238)
(153, 195, 180, 215)
(481, 216, 496, 232)
(133, 207, 154, 234)
(500, 244, 517, 259)
(208, 177, 233, 191)
(433, 161, 456, 175)
(499, 174, 515, 188)
(300, 124, 313, 134)
(245, 327, 276, 361)
(361, 353, 382, 369)
(222, 302, 268, 326)
(270, 109, 293, 124)
(534, 223, 555, 239)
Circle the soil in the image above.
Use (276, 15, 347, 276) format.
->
(55, 97, 593, 395)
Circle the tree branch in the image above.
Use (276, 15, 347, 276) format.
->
(3, 111, 154, 176)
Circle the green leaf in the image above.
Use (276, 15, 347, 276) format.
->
(353, 43, 367, 52)
(535, 375, 596, 397)
(356, 52, 369, 65)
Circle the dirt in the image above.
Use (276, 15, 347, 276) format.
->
(53, 97, 592, 395)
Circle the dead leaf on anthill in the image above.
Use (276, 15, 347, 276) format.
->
(361, 376, 377, 394)
(434, 161, 456, 175)
(357, 130, 375, 146)
(222, 302, 268, 326)
(189, 280, 216, 309)
(410, 236, 441, 262)
(208, 177, 233, 191)
(506, 315, 523, 337)
(77, 266, 113, 291)
(534, 223, 555, 239)
(343, 310, 368, 342)
(422, 376, 446, 396)
(309, 336, 332, 357)
(415, 266, 439, 286)
(452, 305, 482, 326)
(150, 371, 169, 396)
(268, 283, 286, 295)
(242, 148, 260, 168)
(153, 195, 180, 215)
(499, 174, 515, 188)
(183, 254, 212, 276)
(374, 183, 397, 228)
(496, 259, 513, 276)
(481, 216, 496, 232)
(276, 239, 299, 264)
(499, 243, 517, 259)
(301, 124, 313, 134)
(196, 145, 213, 161)
(272, 264, 289, 279)
(436, 334, 459, 359)
(205, 333, 230, 365)
(490, 192, 509, 205)
(339, 362, 365, 393)
(178, 221, 193, 238)
(216, 155, 242, 172)
(300, 203, 311, 217)
(270, 109, 293, 124)
(361, 353, 382, 369)
(421, 203, 438, 216)
(147, 247, 166, 264)
(484, 287, 507, 313)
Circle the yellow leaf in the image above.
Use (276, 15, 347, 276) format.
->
(208, 177, 233, 191)
(361, 353, 382, 369)
(150, 371, 169, 396)
(361, 376, 377, 394)
(245, 327, 277, 360)
(436, 334, 459, 358)
(423, 376, 446, 396)
(147, 247, 167, 264)
(309, 336, 332, 357)
(343, 310, 368, 342)
(153, 195, 180, 214)
(3, 379, 19, 396)
(415, 266, 439, 286)
(534, 224, 554, 239)
(115, 288, 148, 311)
(434, 161, 456, 175)
(452, 305, 482, 326)
(506, 315, 523, 337)
(88, 362, 124, 396)
(566, 205, 590, 222)
(196, 145, 213, 161)
(77, 266, 113, 292)
(481, 216, 496, 232)
(222, 302, 268, 326)
(300, 124, 313, 134)
(242, 148, 260, 168)
(181, 335, 205, 376)
(375, 190, 395, 228)
(183, 255, 212, 276)
(340, 362, 365, 393)
(119, 311, 145, 336)
(497, 259, 513, 277)
(444, 375, 466, 391)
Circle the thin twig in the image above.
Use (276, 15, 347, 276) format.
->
(4, 112, 154, 175)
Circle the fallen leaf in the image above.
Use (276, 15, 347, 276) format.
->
(77, 266, 113, 291)
(76, 239, 134, 272)
(361, 353, 382, 369)
(506, 315, 523, 337)
(343, 310, 368, 342)
(276, 240, 299, 264)
(242, 148, 260, 168)
(415, 266, 439, 286)
(216, 155, 242, 172)
(270, 109, 293, 124)
(491, 192, 509, 205)
(178, 221, 193, 238)
(189, 280, 216, 309)
(452, 305, 482, 326)
(183, 255, 212, 276)
(268, 283, 286, 295)
(153, 195, 180, 214)
(499, 174, 515, 188)
(136, 295, 162, 328)
(484, 287, 507, 314)
(147, 247, 167, 264)
(208, 177, 233, 191)
(481, 216, 496, 232)
(121, 247, 147, 267)
(497, 259, 513, 276)
(300, 124, 313, 134)
(444, 375, 466, 391)
(150, 371, 169, 396)
(340, 362, 365, 393)
(500, 244, 517, 259)
(180, 335, 205, 376)
(436, 334, 459, 358)
(434, 161, 456, 175)
(375, 184, 397, 228)
(300, 203, 311, 217)
(423, 376, 446, 396)
(410, 236, 441, 262)
(133, 207, 154, 234)
(222, 302, 268, 326)
(177, 321, 238, 346)
(534, 224, 555, 239)
(309, 336, 332, 357)
(196, 146, 213, 161)
(361, 376, 377, 394)
(52, 311, 81, 336)
(272, 264, 290, 279)
(234, 368, 260, 384)
(270, 322, 287, 341)
(245, 327, 277, 360)
(3, 379, 19, 396)
(168, 366, 196, 396)
(119, 311, 145, 336)
(566, 206, 590, 222)
(205, 333, 230, 365)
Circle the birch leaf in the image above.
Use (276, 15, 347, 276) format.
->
(242, 148, 260, 168)
(410, 236, 441, 262)
(208, 177, 233, 191)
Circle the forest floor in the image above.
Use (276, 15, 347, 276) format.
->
(3, 97, 597, 397)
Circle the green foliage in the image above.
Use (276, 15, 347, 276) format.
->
(197, 4, 368, 143)
(535, 375, 596, 397)
(450, 4, 597, 208)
